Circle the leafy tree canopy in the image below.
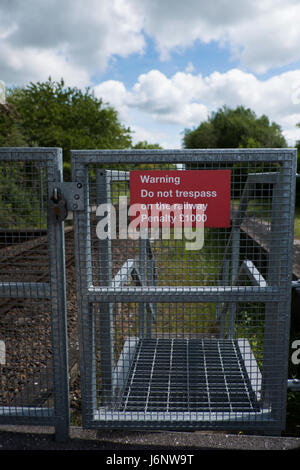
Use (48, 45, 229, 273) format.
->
(183, 105, 287, 149)
(0, 78, 164, 178)
(133, 140, 162, 149)
(0, 78, 132, 160)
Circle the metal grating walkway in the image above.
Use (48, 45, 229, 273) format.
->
(118, 339, 260, 414)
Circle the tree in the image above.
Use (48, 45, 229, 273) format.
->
(133, 141, 162, 150)
(183, 106, 288, 200)
(1, 78, 133, 179)
(0, 102, 28, 146)
(183, 105, 287, 149)
(0, 78, 165, 227)
(183, 121, 217, 149)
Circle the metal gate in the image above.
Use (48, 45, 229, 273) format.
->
(72, 149, 296, 433)
(0, 148, 69, 441)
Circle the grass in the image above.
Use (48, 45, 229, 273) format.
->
(150, 228, 225, 337)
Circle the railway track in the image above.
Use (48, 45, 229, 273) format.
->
(0, 227, 79, 409)
(0, 225, 135, 410)
(0, 227, 75, 316)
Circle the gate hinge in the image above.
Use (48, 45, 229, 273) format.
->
(49, 182, 84, 221)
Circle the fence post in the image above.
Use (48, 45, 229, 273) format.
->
(96, 169, 114, 405)
(46, 149, 70, 441)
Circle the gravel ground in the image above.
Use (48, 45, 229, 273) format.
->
(0, 425, 300, 452)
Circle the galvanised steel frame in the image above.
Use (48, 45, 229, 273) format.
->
(0, 148, 69, 441)
(71, 149, 297, 434)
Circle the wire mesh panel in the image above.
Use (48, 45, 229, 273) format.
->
(0, 148, 69, 441)
(72, 149, 296, 433)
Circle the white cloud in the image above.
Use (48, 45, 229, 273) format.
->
(129, 70, 187, 119)
(94, 67, 300, 146)
(94, 80, 130, 122)
(95, 70, 209, 127)
(279, 114, 300, 146)
(185, 63, 195, 73)
(131, 0, 254, 59)
(233, 1, 300, 73)
(1, 0, 300, 87)
(0, 0, 145, 86)
(130, 123, 173, 148)
(130, 0, 300, 73)
(0, 44, 90, 88)
(129, 70, 209, 125)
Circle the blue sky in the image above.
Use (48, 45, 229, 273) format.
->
(1, 0, 300, 149)
(100, 37, 236, 88)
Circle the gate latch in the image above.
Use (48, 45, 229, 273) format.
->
(49, 182, 84, 221)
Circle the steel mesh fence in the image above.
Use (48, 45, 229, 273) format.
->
(2, 148, 295, 438)
(0, 148, 69, 441)
(72, 149, 295, 432)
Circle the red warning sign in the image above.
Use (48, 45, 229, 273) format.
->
(130, 170, 231, 228)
